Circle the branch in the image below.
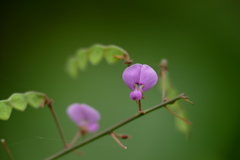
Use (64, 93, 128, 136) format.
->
(45, 93, 185, 160)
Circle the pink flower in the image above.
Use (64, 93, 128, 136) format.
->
(67, 103, 100, 133)
(122, 64, 158, 100)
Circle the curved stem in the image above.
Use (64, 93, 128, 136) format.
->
(44, 93, 184, 160)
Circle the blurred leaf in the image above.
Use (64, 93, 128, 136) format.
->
(175, 108, 190, 135)
(105, 45, 125, 64)
(0, 100, 12, 120)
(25, 92, 45, 109)
(0, 92, 49, 121)
(77, 49, 88, 70)
(9, 93, 27, 111)
(89, 44, 104, 65)
(66, 56, 78, 78)
(66, 44, 128, 77)
(160, 71, 191, 136)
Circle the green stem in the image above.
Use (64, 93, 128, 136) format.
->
(44, 93, 185, 160)
(1, 139, 14, 160)
(48, 103, 68, 148)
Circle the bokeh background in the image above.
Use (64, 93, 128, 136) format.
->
(1, 0, 240, 160)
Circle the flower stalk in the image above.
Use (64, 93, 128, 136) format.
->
(137, 100, 144, 113)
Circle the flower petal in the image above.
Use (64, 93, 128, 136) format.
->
(139, 64, 158, 92)
(87, 123, 99, 133)
(67, 103, 100, 127)
(122, 64, 142, 90)
(130, 90, 142, 100)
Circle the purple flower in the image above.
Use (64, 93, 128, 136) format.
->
(122, 63, 158, 100)
(67, 103, 100, 133)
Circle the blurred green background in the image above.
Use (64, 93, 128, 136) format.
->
(1, 0, 240, 159)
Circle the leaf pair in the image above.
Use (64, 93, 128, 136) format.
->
(0, 92, 47, 120)
(66, 44, 127, 77)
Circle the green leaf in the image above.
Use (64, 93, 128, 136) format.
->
(25, 92, 45, 109)
(160, 72, 191, 136)
(9, 93, 27, 111)
(89, 44, 104, 65)
(77, 49, 88, 70)
(105, 45, 125, 64)
(66, 57, 78, 77)
(175, 109, 190, 135)
(0, 100, 13, 120)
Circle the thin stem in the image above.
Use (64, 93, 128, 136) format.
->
(68, 131, 84, 156)
(48, 103, 68, 148)
(110, 132, 127, 149)
(1, 139, 14, 160)
(164, 106, 192, 125)
(137, 100, 143, 113)
(44, 93, 184, 160)
(68, 131, 81, 147)
(161, 70, 165, 101)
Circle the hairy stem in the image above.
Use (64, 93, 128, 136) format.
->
(44, 93, 185, 160)
(48, 103, 68, 148)
(1, 139, 14, 160)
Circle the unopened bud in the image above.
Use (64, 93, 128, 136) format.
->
(120, 134, 129, 139)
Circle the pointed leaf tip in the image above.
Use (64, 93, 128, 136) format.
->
(0, 100, 12, 120)
(25, 92, 45, 109)
(9, 93, 27, 111)
(89, 44, 105, 65)
(105, 45, 125, 64)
